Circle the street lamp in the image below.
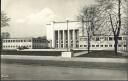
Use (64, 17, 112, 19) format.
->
(66, 19, 69, 52)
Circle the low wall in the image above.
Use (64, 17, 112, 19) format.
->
(1, 50, 62, 56)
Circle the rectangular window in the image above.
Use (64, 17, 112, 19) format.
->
(105, 37, 108, 41)
(92, 45, 95, 47)
(96, 37, 99, 41)
(124, 45, 126, 47)
(105, 45, 108, 47)
(8, 40, 10, 42)
(80, 45, 83, 47)
(100, 45, 103, 47)
(109, 45, 112, 47)
(123, 37, 126, 40)
(84, 45, 87, 47)
(96, 45, 99, 47)
(118, 37, 122, 40)
(61, 44, 63, 48)
(118, 45, 122, 47)
(109, 37, 113, 41)
(13, 40, 15, 42)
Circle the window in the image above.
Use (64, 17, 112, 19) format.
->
(109, 37, 113, 41)
(105, 37, 108, 41)
(10, 40, 11, 42)
(92, 45, 95, 47)
(123, 37, 127, 40)
(8, 40, 10, 42)
(84, 45, 87, 47)
(13, 40, 15, 42)
(61, 44, 63, 48)
(118, 37, 122, 40)
(80, 45, 83, 47)
(109, 45, 112, 47)
(118, 45, 122, 47)
(124, 45, 126, 47)
(105, 45, 108, 47)
(96, 45, 99, 47)
(100, 45, 103, 47)
(96, 37, 99, 41)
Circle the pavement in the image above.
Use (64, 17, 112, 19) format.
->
(1, 55, 128, 63)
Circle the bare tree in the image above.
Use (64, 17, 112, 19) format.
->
(96, 0, 127, 55)
(1, 11, 10, 51)
(1, 11, 10, 27)
(78, 5, 98, 53)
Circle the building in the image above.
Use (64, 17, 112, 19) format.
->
(2, 37, 48, 50)
(46, 20, 127, 51)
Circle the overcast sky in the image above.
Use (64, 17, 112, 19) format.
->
(1, 0, 96, 38)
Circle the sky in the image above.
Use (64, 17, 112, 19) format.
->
(1, 0, 96, 38)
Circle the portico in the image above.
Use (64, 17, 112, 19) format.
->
(54, 29, 79, 49)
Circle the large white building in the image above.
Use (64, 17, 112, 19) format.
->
(47, 20, 127, 51)
(2, 37, 48, 50)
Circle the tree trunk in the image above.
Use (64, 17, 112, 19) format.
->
(87, 33, 90, 54)
(114, 36, 118, 55)
(0, 38, 2, 55)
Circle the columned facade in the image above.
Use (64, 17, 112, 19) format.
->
(54, 29, 79, 49)
(46, 20, 127, 51)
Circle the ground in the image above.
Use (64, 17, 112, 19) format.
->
(1, 62, 128, 80)
(77, 50, 128, 58)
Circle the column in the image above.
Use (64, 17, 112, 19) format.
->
(68, 29, 70, 49)
(73, 29, 76, 48)
(126, 35, 128, 52)
(63, 30, 65, 48)
(51, 21, 55, 48)
(58, 30, 60, 48)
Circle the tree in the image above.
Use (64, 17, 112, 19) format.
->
(96, 0, 127, 55)
(1, 11, 10, 27)
(1, 11, 10, 51)
(78, 5, 98, 53)
(126, 0, 128, 52)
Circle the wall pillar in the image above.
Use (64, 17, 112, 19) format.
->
(68, 29, 70, 49)
(73, 29, 76, 48)
(63, 30, 65, 48)
(58, 30, 60, 48)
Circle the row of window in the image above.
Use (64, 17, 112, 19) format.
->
(56, 40, 79, 43)
(33, 40, 47, 43)
(80, 45, 127, 47)
(33, 46, 45, 48)
(3, 40, 32, 43)
(80, 37, 127, 41)
(3, 45, 32, 48)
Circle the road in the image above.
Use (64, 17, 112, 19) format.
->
(1, 62, 128, 80)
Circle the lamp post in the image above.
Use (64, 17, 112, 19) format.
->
(61, 19, 72, 58)
(66, 19, 69, 52)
